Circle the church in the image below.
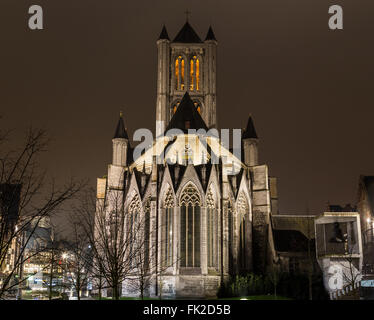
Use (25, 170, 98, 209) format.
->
(96, 19, 281, 298)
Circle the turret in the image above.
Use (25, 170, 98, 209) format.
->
(242, 115, 259, 167)
(156, 25, 171, 137)
(204, 26, 218, 128)
(112, 111, 129, 167)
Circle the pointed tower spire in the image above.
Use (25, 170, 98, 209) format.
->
(242, 115, 259, 166)
(173, 21, 202, 43)
(158, 25, 170, 40)
(243, 115, 258, 139)
(205, 26, 217, 41)
(112, 111, 129, 167)
(165, 92, 208, 133)
(113, 111, 129, 140)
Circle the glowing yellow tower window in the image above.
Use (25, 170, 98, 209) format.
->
(181, 59, 185, 90)
(196, 58, 200, 91)
(189, 56, 200, 91)
(175, 56, 185, 90)
(190, 59, 194, 91)
(175, 59, 179, 90)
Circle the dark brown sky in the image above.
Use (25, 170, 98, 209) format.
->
(1, 0, 374, 215)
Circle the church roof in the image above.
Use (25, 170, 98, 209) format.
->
(130, 133, 243, 176)
(273, 230, 313, 252)
(242, 115, 258, 139)
(158, 25, 170, 40)
(272, 215, 315, 239)
(205, 26, 217, 41)
(113, 112, 129, 139)
(173, 22, 202, 43)
(165, 92, 208, 133)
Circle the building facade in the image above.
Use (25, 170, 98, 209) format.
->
(96, 20, 282, 298)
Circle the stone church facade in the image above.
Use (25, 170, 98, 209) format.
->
(96, 20, 279, 298)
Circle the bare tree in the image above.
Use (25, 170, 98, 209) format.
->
(46, 225, 62, 300)
(61, 218, 91, 300)
(129, 216, 177, 300)
(339, 246, 361, 297)
(76, 188, 147, 300)
(0, 124, 83, 299)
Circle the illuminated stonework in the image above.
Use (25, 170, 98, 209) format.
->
(96, 20, 279, 299)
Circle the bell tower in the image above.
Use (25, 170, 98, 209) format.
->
(155, 19, 217, 136)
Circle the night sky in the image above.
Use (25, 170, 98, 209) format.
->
(1, 0, 374, 215)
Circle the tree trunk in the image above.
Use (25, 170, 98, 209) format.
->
(140, 282, 144, 300)
(113, 283, 119, 300)
(98, 276, 102, 300)
(49, 249, 54, 300)
(77, 276, 81, 300)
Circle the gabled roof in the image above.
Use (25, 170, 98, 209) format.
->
(173, 22, 202, 43)
(158, 25, 170, 40)
(242, 115, 258, 139)
(165, 92, 208, 133)
(113, 112, 129, 139)
(205, 26, 217, 41)
(273, 230, 313, 252)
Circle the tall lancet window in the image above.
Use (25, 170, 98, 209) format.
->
(144, 198, 151, 270)
(228, 202, 234, 273)
(207, 187, 217, 268)
(189, 56, 200, 91)
(238, 193, 249, 270)
(162, 187, 174, 267)
(175, 56, 185, 90)
(128, 193, 141, 268)
(180, 184, 201, 268)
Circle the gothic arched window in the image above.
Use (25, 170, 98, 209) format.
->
(128, 193, 141, 268)
(175, 56, 185, 90)
(162, 187, 174, 267)
(237, 193, 249, 270)
(180, 184, 201, 268)
(206, 187, 217, 268)
(144, 198, 151, 270)
(228, 201, 234, 273)
(189, 56, 200, 91)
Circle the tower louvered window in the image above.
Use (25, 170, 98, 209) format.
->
(175, 56, 185, 90)
(189, 56, 200, 91)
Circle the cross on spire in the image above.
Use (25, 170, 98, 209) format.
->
(184, 9, 191, 21)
